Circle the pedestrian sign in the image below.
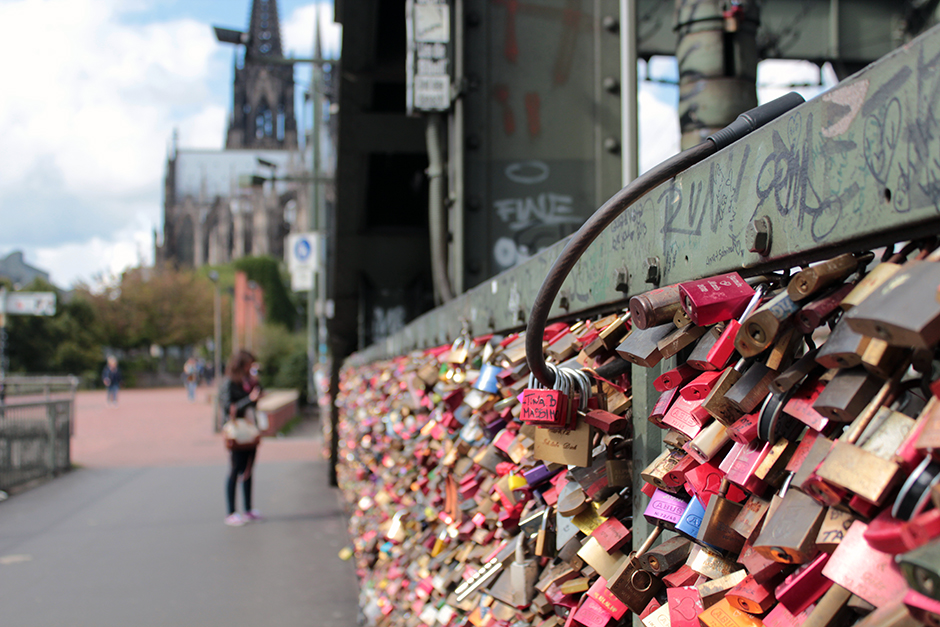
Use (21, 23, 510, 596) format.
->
(286, 232, 320, 292)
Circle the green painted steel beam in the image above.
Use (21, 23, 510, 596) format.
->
(348, 23, 940, 366)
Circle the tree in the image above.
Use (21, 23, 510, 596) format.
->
(5, 278, 102, 376)
(85, 266, 214, 349)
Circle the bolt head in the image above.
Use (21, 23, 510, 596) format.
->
(747, 217, 772, 255)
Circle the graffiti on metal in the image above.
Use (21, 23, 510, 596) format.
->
(350, 24, 940, 366)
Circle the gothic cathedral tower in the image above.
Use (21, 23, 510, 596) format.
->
(226, 0, 298, 150)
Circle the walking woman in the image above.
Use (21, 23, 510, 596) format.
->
(222, 350, 263, 526)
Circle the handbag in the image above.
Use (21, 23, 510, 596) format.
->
(223, 418, 261, 450)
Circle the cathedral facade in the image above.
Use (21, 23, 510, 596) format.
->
(156, 0, 308, 269)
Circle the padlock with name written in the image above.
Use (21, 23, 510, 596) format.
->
(679, 271, 756, 327)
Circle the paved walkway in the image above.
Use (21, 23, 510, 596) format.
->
(0, 387, 360, 627)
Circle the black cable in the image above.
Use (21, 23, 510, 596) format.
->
(526, 93, 805, 388)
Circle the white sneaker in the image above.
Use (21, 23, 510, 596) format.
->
(224, 513, 245, 527)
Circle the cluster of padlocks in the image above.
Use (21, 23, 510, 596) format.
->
(336, 242, 940, 627)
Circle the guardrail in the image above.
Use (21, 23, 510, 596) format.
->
(0, 398, 74, 492)
(1, 375, 79, 400)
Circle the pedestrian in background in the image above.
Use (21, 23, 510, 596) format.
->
(183, 357, 198, 402)
(222, 350, 263, 526)
(101, 356, 121, 407)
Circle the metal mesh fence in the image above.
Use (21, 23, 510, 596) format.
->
(0, 400, 72, 492)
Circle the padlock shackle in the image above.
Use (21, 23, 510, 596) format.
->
(525, 94, 805, 388)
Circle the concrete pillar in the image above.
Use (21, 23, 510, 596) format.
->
(675, 0, 759, 150)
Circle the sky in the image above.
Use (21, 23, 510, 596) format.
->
(0, 0, 340, 289)
(0, 0, 833, 290)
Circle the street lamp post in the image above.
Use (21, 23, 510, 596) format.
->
(214, 16, 338, 485)
(208, 271, 223, 432)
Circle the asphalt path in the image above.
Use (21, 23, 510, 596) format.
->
(0, 387, 360, 627)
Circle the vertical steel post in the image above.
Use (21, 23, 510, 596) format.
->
(621, 0, 639, 184)
(675, 0, 759, 150)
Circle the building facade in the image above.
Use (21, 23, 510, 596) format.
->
(156, 0, 307, 269)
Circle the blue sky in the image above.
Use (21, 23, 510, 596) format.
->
(0, 0, 339, 288)
(0, 0, 832, 289)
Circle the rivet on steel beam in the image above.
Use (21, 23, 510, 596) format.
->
(645, 257, 661, 286)
(604, 137, 621, 154)
(615, 268, 630, 293)
(747, 216, 772, 255)
(603, 77, 621, 94)
(602, 16, 619, 33)
(559, 293, 571, 311)
(517, 308, 527, 323)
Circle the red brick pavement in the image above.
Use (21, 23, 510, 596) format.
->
(71, 386, 322, 468)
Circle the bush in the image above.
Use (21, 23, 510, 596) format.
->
(256, 324, 309, 404)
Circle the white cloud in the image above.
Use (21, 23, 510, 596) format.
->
(282, 2, 342, 59)
(0, 0, 227, 287)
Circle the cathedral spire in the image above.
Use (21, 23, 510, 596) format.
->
(247, 0, 284, 59)
(225, 0, 297, 150)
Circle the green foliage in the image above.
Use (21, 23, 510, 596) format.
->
(233, 256, 297, 330)
(85, 266, 214, 349)
(5, 278, 102, 375)
(255, 323, 308, 403)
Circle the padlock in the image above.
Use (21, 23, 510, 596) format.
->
(654, 363, 699, 392)
(657, 324, 707, 359)
(662, 396, 709, 440)
(795, 281, 857, 335)
(679, 271, 756, 327)
(680, 370, 723, 401)
(686, 543, 738, 579)
(684, 419, 731, 464)
(839, 253, 905, 310)
(667, 585, 704, 627)
(638, 535, 693, 575)
(815, 506, 855, 552)
(902, 540, 940, 600)
(788, 252, 872, 301)
(630, 284, 682, 330)
(773, 551, 833, 614)
(698, 478, 747, 554)
(735, 289, 800, 358)
(606, 526, 664, 613)
(815, 319, 871, 369)
(649, 387, 679, 427)
(705, 287, 767, 370)
(644, 488, 690, 530)
(700, 359, 751, 425)
(726, 573, 777, 614)
(605, 437, 631, 489)
(698, 570, 749, 609)
(725, 361, 778, 414)
(860, 338, 912, 379)
(771, 347, 823, 394)
(535, 506, 556, 558)
(521, 368, 569, 428)
(686, 324, 725, 371)
(730, 494, 769, 541)
(812, 366, 882, 422)
(640, 448, 685, 491)
(845, 253, 940, 348)
(674, 495, 706, 541)
(591, 517, 632, 554)
(815, 440, 902, 505)
(752, 486, 825, 564)
(905, 589, 940, 627)
(615, 322, 675, 368)
(823, 520, 910, 607)
(893, 456, 940, 521)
